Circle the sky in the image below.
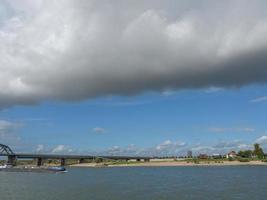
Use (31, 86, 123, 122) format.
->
(1, 0, 267, 156)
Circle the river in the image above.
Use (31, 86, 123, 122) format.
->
(0, 166, 266, 200)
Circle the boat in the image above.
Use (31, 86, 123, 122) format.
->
(47, 166, 67, 172)
(0, 165, 67, 173)
(0, 164, 8, 169)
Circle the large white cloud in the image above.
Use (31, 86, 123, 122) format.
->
(255, 135, 267, 144)
(1, 0, 267, 108)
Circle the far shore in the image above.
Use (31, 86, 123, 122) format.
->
(70, 160, 267, 168)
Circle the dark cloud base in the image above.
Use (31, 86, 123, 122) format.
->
(0, 0, 267, 108)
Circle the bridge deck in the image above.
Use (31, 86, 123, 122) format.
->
(0, 143, 153, 166)
(0, 153, 153, 160)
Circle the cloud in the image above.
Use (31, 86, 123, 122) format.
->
(208, 127, 228, 133)
(161, 90, 176, 96)
(250, 96, 267, 103)
(35, 144, 44, 153)
(204, 87, 224, 93)
(101, 139, 254, 156)
(156, 140, 186, 150)
(212, 141, 251, 150)
(154, 140, 187, 156)
(33, 144, 75, 154)
(0, 1, 267, 107)
(208, 127, 255, 133)
(51, 145, 73, 154)
(95, 140, 187, 156)
(103, 140, 187, 156)
(240, 128, 255, 132)
(255, 135, 267, 144)
(191, 145, 215, 154)
(104, 146, 121, 155)
(0, 120, 17, 131)
(29, 138, 260, 156)
(23, 118, 48, 122)
(191, 140, 253, 155)
(87, 99, 150, 107)
(101, 145, 145, 156)
(92, 127, 106, 134)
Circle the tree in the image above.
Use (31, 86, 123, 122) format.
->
(95, 157, 103, 163)
(253, 143, 264, 159)
(238, 150, 253, 158)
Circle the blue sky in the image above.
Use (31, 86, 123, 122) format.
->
(1, 0, 267, 155)
(1, 85, 267, 155)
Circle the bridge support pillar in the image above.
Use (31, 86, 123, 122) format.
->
(136, 158, 141, 162)
(37, 157, 43, 166)
(144, 158, 150, 162)
(7, 155, 16, 166)
(60, 158, 66, 166)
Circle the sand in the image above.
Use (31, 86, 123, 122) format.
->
(70, 160, 267, 168)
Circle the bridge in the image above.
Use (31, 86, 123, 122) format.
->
(0, 144, 152, 166)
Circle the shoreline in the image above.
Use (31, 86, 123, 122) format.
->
(70, 160, 267, 168)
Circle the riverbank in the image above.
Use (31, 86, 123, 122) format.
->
(70, 160, 267, 167)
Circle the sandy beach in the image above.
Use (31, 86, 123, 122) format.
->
(70, 160, 267, 167)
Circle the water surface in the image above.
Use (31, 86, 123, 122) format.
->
(1, 166, 267, 200)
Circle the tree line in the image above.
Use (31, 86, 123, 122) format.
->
(238, 143, 265, 159)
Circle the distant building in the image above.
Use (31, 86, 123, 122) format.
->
(198, 154, 208, 159)
(187, 150, 193, 158)
(226, 151, 237, 159)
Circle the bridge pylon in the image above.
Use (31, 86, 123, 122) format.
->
(0, 144, 16, 166)
(7, 155, 17, 166)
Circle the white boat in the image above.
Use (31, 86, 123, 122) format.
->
(0, 164, 7, 169)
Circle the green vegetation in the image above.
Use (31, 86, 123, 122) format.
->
(237, 143, 265, 161)
(254, 143, 264, 159)
(228, 157, 235, 161)
(193, 158, 199, 164)
(237, 150, 253, 158)
(184, 158, 226, 164)
(238, 158, 250, 162)
(95, 158, 104, 163)
(109, 160, 143, 165)
(214, 160, 224, 163)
